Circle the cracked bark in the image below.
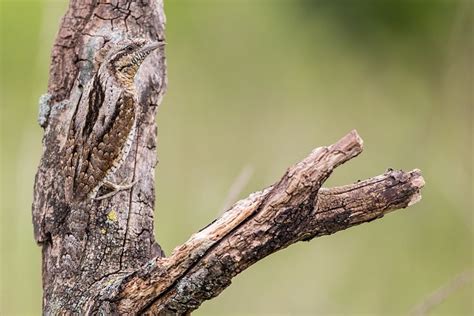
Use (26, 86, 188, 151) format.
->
(32, 0, 425, 314)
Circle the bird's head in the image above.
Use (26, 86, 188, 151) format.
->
(104, 39, 165, 89)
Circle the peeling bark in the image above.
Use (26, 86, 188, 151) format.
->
(32, 1, 424, 314)
(112, 136, 424, 315)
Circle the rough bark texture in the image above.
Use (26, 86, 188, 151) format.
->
(32, 0, 166, 313)
(32, 1, 425, 314)
(112, 136, 424, 315)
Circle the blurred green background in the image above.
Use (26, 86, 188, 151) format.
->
(0, 0, 472, 315)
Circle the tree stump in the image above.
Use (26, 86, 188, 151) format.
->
(32, 1, 424, 314)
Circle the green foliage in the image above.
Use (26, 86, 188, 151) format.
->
(299, 0, 457, 36)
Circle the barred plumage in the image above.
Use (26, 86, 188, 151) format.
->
(63, 39, 163, 203)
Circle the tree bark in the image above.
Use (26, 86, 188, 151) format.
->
(33, 0, 166, 313)
(32, 1, 424, 314)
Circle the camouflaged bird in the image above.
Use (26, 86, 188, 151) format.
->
(63, 39, 163, 203)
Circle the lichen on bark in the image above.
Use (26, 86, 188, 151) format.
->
(32, 1, 424, 314)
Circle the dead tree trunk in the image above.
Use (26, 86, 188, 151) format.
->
(32, 1, 424, 314)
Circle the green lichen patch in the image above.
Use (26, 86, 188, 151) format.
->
(107, 209, 118, 222)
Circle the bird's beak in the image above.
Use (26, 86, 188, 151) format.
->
(141, 41, 166, 54)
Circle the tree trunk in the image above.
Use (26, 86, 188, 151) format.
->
(32, 1, 424, 314)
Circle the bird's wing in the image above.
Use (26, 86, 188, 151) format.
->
(64, 75, 136, 202)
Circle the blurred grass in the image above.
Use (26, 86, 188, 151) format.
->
(1, 0, 472, 315)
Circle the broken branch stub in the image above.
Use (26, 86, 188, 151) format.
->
(32, 0, 425, 313)
(108, 131, 424, 315)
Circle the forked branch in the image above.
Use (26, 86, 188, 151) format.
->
(91, 131, 424, 314)
(33, 1, 425, 314)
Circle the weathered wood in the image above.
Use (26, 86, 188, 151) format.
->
(112, 136, 424, 315)
(32, 1, 424, 314)
(32, 0, 166, 313)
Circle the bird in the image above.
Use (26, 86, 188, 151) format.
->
(63, 38, 164, 203)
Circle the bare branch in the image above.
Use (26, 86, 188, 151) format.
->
(108, 132, 424, 315)
(33, 1, 425, 313)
